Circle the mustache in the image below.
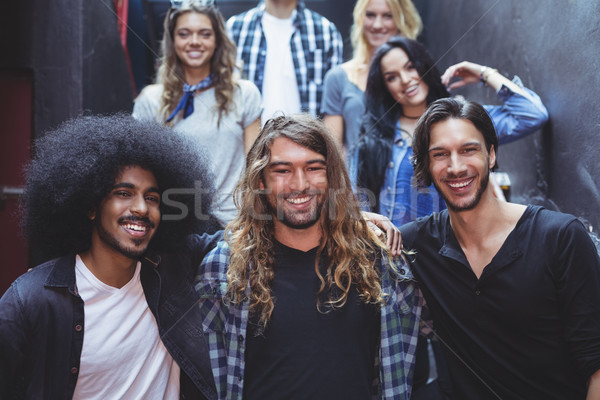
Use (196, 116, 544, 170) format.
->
(278, 189, 323, 198)
(117, 215, 156, 229)
(444, 171, 469, 180)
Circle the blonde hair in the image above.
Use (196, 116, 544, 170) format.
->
(350, 0, 422, 65)
(225, 115, 390, 332)
(156, 2, 237, 125)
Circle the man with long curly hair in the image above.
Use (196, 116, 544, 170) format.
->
(197, 114, 423, 399)
(0, 115, 219, 399)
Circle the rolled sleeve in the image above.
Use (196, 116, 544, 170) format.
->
(484, 76, 549, 145)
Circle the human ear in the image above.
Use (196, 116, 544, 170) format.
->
(489, 145, 497, 169)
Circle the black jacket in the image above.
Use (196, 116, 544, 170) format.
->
(0, 232, 221, 399)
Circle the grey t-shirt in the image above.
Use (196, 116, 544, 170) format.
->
(321, 65, 365, 149)
(133, 80, 262, 226)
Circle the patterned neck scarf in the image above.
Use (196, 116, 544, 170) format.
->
(166, 73, 213, 122)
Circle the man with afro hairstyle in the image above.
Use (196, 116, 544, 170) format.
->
(0, 114, 218, 399)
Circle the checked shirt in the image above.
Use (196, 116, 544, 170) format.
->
(195, 240, 423, 399)
(226, 0, 343, 116)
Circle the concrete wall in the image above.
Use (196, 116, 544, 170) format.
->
(1, 0, 133, 140)
(0, 0, 134, 290)
(420, 0, 600, 232)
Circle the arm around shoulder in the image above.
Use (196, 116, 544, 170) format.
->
(195, 239, 231, 289)
(186, 230, 224, 269)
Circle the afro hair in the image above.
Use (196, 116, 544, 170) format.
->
(23, 113, 215, 264)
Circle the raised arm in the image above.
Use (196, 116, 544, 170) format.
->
(441, 61, 527, 96)
(442, 61, 549, 145)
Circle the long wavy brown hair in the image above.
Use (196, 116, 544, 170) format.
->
(226, 114, 390, 332)
(156, 2, 237, 125)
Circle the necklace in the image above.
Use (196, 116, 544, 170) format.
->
(401, 113, 421, 120)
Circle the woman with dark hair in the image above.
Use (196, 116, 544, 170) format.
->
(133, 0, 261, 227)
(355, 36, 548, 226)
(321, 0, 422, 153)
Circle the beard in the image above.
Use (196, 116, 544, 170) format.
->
(95, 215, 154, 259)
(434, 170, 490, 212)
(265, 190, 325, 230)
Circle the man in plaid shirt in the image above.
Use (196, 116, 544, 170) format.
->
(196, 115, 423, 399)
(226, 0, 343, 120)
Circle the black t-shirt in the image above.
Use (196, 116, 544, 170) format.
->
(243, 241, 380, 400)
(401, 206, 600, 399)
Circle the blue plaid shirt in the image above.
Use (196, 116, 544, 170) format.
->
(195, 240, 423, 399)
(226, 1, 343, 116)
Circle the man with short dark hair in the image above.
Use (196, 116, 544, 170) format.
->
(402, 97, 600, 399)
(197, 114, 424, 399)
(0, 115, 218, 399)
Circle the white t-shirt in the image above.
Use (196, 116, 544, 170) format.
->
(73, 256, 180, 400)
(260, 11, 301, 122)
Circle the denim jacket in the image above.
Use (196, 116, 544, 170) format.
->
(375, 78, 549, 227)
(0, 232, 221, 400)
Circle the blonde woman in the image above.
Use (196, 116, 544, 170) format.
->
(321, 0, 421, 151)
(133, 0, 261, 228)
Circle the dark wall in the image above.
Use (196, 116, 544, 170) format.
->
(1, 0, 133, 141)
(420, 0, 600, 232)
(1, 0, 82, 139)
(83, 1, 135, 115)
(0, 0, 134, 289)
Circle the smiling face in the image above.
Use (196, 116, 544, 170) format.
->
(174, 11, 216, 76)
(260, 137, 328, 232)
(380, 47, 429, 116)
(428, 118, 496, 212)
(91, 166, 161, 260)
(362, 0, 399, 51)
